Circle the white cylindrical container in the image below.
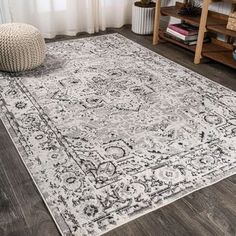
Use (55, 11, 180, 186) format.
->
(132, 2, 156, 35)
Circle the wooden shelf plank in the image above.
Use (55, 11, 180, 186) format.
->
(202, 50, 236, 69)
(159, 30, 236, 69)
(207, 24, 236, 37)
(161, 6, 201, 26)
(161, 4, 228, 27)
(202, 39, 236, 69)
(201, 41, 232, 53)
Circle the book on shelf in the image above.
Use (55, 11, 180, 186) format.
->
(164, 32, 210, 46)
(166, 27, 198, 41)
(168, 23, 199, 36)
(186, 38, 210, 45)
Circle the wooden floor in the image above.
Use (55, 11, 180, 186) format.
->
(0, 26, 236, 236)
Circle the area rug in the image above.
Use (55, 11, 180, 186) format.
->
(0, 33, 235, 236)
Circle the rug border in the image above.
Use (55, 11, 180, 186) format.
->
(1, 114, 236, 236)
(0, 32, 235, 236)
(0, 115, 70, 236)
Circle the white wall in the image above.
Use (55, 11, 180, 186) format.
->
(209, 1, 232, 14)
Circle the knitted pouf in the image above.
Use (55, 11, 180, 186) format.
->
(0, 23, 46, 72)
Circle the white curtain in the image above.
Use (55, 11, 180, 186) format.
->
(1, 0, 134, 38)
(0, 0, 12, 23)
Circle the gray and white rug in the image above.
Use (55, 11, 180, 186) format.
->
(0, 33, 236, 236)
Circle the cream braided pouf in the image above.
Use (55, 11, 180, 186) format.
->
(0, 23, 46, 72)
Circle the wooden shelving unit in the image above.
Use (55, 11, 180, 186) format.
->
(153, 0, 236, 69)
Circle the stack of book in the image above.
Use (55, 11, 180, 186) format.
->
(165, 23, 210, 46)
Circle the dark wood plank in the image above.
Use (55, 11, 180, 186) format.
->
(207, 24, 236, 38)
(0, 157, 31, 236)
(0, 26, 236, 236)
(104, 176, 236, 236)
(160, 3, 228, 27)
(0, 122, 60, 236)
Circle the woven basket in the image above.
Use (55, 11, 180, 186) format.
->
(0, 23, 46, 72)
(227, 12, 236, 31)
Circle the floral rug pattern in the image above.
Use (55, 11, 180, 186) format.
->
(0, 34, 236, 236)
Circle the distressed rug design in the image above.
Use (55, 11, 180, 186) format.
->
(0, 34, 236, 236)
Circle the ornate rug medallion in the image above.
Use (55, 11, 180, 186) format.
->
(0, 33, 235, 236)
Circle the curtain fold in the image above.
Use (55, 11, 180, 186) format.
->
(0, 0, 12, 23)
(3, 0, 134, 38)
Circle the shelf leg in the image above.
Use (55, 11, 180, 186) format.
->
(153, 0, 161, 45)
(194, 0, 210, 64)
